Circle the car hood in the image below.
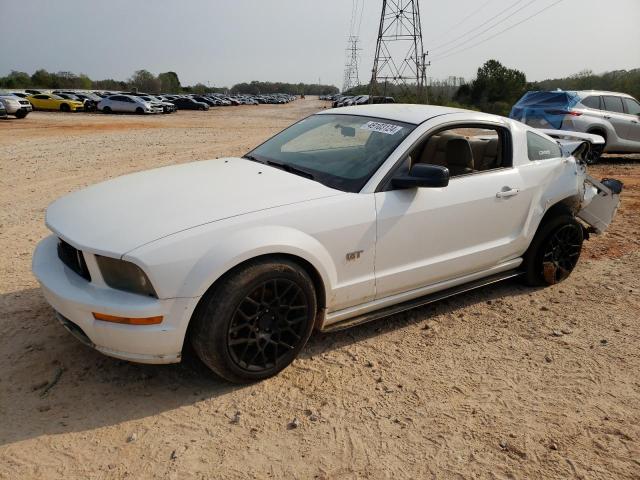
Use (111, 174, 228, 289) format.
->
(46, 158, 342, 256)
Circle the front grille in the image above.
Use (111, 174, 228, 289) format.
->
(57, 239, 91, 281)
(19, 100, 30, 105)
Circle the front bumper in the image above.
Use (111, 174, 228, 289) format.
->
(3, 103, 32, 115)
(32, 235, 199, 364)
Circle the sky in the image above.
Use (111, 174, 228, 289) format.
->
(1, 0, 639, 89)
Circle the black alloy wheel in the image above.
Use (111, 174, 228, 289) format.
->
(523, 214, 584, 286)
(227, 278, 309, 372)
(539, 223, 583, 284)
(190, 258, 317, 383)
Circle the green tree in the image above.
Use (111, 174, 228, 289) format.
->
(158, 71, 181, 93)
(455, 59, 527, 115)
(128, 70, 160, 93)
(0, 70, 31, 88)
(31, 69, 52, 88)
(191, 83, 208, 94)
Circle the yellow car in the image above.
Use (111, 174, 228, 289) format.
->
(27, 93, 84, 112)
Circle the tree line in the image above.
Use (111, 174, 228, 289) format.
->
(0, 69, 339, 95)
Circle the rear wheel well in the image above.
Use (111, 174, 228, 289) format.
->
(524, 198, 582, 253)
(543, 199, 577, 220)
(587, 127, 607, 143)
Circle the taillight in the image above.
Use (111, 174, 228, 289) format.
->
(546, 109, 582, 116)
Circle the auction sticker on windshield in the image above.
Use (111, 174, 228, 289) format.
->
(361, 121, 404, 135)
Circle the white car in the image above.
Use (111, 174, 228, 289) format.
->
(0, 94, 33, 118)
(97, 94, 162, 114)
(32, 105, 622, 383)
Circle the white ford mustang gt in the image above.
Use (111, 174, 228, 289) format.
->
(33, 104, 622, 382)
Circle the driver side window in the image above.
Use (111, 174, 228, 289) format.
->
(406, 125, 510, 178)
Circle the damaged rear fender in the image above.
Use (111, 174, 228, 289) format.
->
(578, 176, 623, 234)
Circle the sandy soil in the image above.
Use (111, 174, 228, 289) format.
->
(1, 100, 639, 479)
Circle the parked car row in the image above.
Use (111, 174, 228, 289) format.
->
(320, 94, 396, 107)
(0, 89, 298, 117)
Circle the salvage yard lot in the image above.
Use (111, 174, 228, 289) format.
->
(1, 99, 639, 479)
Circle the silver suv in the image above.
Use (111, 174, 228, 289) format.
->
(510, 90, 640, 162)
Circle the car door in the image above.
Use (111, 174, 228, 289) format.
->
(30, 94, 47, 109)
(602, 96, 633, 141)
(373, 122, 534, 299)
(126, 97, 139, 112)
(622, 97, 640, 143)
(117, 96, 134, 112)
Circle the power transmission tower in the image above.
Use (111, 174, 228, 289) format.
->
(370, 0, 428, 102)
(342, 35, 361, 93)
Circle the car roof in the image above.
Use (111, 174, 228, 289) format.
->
(534, 89, 633, 99)
(574, 90, 634, 99)
(318, 104, 477, 125)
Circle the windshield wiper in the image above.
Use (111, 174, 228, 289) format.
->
(265, 160, 315, 180)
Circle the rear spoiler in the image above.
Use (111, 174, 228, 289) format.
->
(538, 129, 605, 158)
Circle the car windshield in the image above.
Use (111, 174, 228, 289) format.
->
(246, 114, 415, 192)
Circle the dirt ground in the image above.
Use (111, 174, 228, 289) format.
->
(1, 99, 639, 479)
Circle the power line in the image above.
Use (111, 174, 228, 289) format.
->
(431, 0, 527, 50)
(349, 0, 365, 37)
(350, 0, 357, 35)
(426, 0, 494, 44)
(356, 0, 365, 37)
(430, 0, 566, 61)
(433, 0, 538, 56)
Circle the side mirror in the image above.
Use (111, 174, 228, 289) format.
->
(391, 164, 449, 189)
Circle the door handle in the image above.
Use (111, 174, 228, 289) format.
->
(496, 188, 520, 198)
(603, 115, 612, 119)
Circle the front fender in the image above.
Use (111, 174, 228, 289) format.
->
(124, 224, 337, 304)
(182, 225, 337, 301)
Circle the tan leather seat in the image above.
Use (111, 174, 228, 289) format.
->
(471, 138, 500, 171)
(445, 138, 474, 176)
(417, 132, 462, 166)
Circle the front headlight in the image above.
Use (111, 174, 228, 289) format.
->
(96, 255, 157, 297)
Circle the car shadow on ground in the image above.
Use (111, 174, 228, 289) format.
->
(599, 153, 640, 164)
(0, 278, 536, 446)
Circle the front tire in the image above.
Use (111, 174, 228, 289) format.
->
(136, 107, 144, 114)
(522, 214, 584, 286)
(15, 111, 28, 119)
(60, 103, 70, 112)
(190, 258, 317, 383)
(102, 106, 112, 114)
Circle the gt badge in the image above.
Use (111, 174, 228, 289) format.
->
(346, 250, 364, 262)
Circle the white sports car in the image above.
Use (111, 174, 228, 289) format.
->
(32, 105, 622, 383)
